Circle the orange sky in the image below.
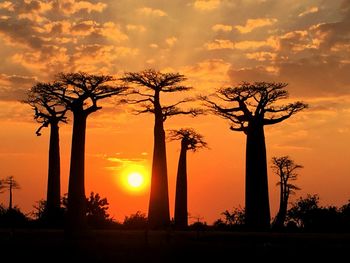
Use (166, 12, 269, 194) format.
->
(1, 0, 350, 224)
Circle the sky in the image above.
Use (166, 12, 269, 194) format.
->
(1, 0, 350, 224)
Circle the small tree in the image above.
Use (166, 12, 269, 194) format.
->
(287, 194, 319, 228)
(168, 128, 207, 229)
(202, 82, 307, 229)
(86, 192, 110, 227)
(121, 69, 201, 229)
(221, 207, 246, 226)
(1, 176, 20, 210)
(271, 156, 302, 229)
(23, 82, 67, 223)
(123, 211, 148, 229)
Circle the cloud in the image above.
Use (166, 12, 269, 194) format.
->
(165, 36, 177, 47)
(126, 24, 146, 33)
(56, 0, 106, 15)
(205, 39, 234, 50)
(0, 73, 37, 101)
(182, 59, 232, 89)
(246, 51, 277, 61)
(205, 37, 278, 51)
(0, 2, 14, 11)
(235, 37, 278, 50)
(235, 18, 277, 34)
(71, 44, 138, 73)
(298, 6, 319, 17)
(193, 0, 221, 11)
(137, 7, 167, 17)
(212, 24, 232, 32)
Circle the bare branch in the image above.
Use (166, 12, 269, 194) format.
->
(168, 128, 208, 152)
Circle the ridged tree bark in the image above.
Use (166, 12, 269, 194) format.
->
(169, 128, 207, 230)
(202, 82, 307, 230)
(121, 70, 201, 229)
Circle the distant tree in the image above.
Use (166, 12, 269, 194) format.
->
(1, 176, 20, 210)
(86, 192, 111, 228)
(38, 72, 127, 234)
(271, 156, 302, 229)
(287, 194, 319, 228)
(202, 82, 307, 230)
(0, 206, 28, 228)
(23, 82, 67, 224)
(221, 207, 246, 226)
(121, 69, 201, 229)
(123, 211, 148, 229)
(168, 128, 207, 229)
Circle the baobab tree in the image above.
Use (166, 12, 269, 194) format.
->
(121, 69, 201, 229)
(1, 176, 20, 210)
(39, 72, 127, 233)
(271, 156, 302, 229)
(202, 82, 307, 229)
(168, 128, 207, 229)
(23, 82, 67, 223)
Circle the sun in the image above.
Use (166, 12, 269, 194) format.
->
(127, 172, 144, 188)
(117, 164, 149, 194)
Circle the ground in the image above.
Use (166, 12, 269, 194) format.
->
(0, 229, 349, 262)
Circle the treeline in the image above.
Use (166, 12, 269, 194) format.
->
(0, 192, 147, 230)
(213, 195, 350, 232)
(1, 193, 350, 233)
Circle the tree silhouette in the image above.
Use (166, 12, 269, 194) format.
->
(1, 176, 20, 210)
(271, 156, 302, 229)
(23, 82, 67, 224)
(86, 192, 111, 227)
(121, 69, 201, 229)
(168, 128, 207, 229)
(202, 82, 307, 229)
(39, 72, 126, 234)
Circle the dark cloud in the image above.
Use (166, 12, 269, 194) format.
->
(0, 73, 36, 101)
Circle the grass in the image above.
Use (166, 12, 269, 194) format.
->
(1, 229, 349, 262)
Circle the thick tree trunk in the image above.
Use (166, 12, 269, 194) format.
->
(148, 101, 170, 229)
(46, 121, 61, 223)
(245, 122, 271, 230)
(174, 143, 188, 229)
(67, 112, 87, 234)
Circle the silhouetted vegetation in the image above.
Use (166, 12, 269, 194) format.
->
(169, 128, 207, 229)
(121, 69, 201, 229)
(213, 207, 246, 231)
(0, 205, 28, 228)
(23, 83, 67, 225)
(202, 82, 307, 230)
(123, 211, 148, 229)
(271, 156, 302, 229)
(1, 176, 20, 210)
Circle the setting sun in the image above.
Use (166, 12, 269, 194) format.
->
(127, 172, 144, 188)
(117, 164, 150, 194)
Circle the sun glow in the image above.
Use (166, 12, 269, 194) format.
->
(119, 164, 149, 194)
(127, 172, 144, 188)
